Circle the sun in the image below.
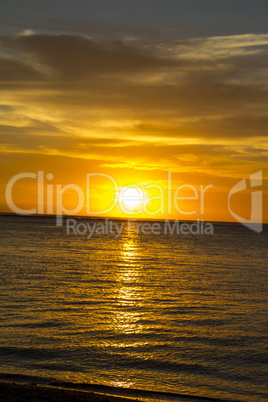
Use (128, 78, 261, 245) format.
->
(117, 186, 148, 213)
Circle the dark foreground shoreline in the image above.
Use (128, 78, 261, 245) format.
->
(0, 373, 241, 402)
(0, 382, 141, 402)
(0, 380, 241, 402)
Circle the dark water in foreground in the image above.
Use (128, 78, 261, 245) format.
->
(0, 215, 267, 401)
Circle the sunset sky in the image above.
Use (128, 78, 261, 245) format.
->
(0, 0, 267, 222)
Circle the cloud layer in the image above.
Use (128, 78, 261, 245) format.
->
(0, 32, 267, 184)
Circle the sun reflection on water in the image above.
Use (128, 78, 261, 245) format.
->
(110, 379, 134, 389)
(112, 225, 144, 334)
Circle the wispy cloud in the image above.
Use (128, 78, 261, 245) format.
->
(0, 32, 267, 180)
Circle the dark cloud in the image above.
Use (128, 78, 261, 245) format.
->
(0, 104, 18, 112)
(0, 57, 43, 82)
(1, 34, 179, 80)
(0, 16, 154, 39)
(0, 120, 60, 136)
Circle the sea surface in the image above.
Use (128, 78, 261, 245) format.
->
(0, 215, 267, 401)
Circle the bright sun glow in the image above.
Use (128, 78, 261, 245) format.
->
(117, 187, 148, 212)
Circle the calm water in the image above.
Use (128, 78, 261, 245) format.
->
(0, 215, 267, 401)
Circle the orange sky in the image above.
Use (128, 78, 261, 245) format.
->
(0, 32, 267, 222)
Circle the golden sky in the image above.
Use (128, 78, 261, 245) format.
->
(0, 31, 267, 222)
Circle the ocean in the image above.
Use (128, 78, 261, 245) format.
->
(0, 215, 267, 401)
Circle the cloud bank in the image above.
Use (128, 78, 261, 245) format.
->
(0, 32, 267, 181)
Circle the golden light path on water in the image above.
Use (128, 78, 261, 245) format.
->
(110, 223, 144, 389)
(113, 223, 143, 336)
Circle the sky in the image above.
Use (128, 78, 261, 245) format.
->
(0, 0, 267, 222)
